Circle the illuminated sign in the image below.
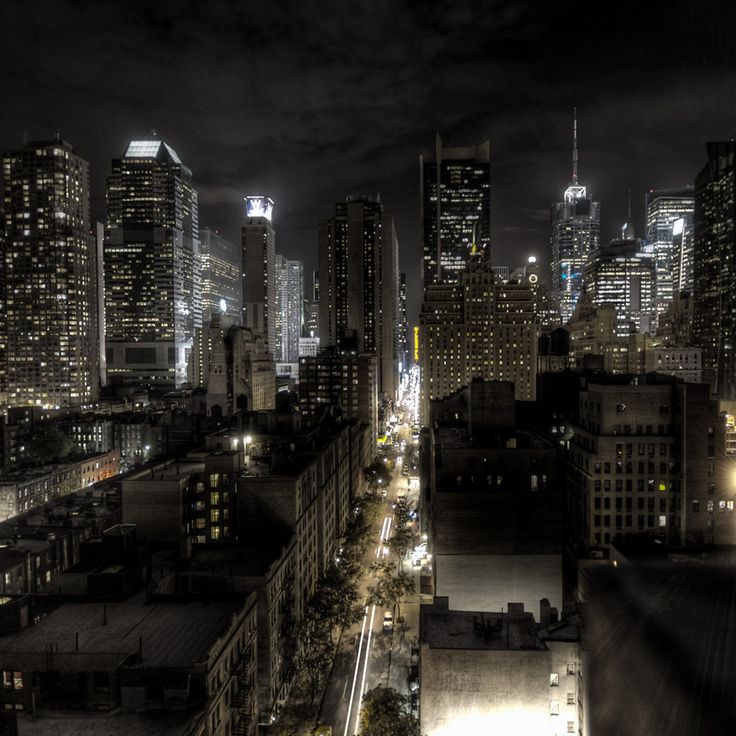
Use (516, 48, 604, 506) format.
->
(564, 184, 587, 203)
(245, 195, 274, 221)
(672, 217, 684, 237)
(413, 326, 419, 362)
(219, 298, 227, 314)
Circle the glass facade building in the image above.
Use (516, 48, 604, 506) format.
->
(104, 139, 199, 388)
(420, 135, 491, 288)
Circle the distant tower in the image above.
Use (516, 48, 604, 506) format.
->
(420, 135, 491, 288)
(104, 139, 199, 389)
(318, 195, 399, 399)
(550, 110, 601, 323)
(2, 137, 98, 407)
(199, 227, 242, 325)
(242, 196, 276, 350)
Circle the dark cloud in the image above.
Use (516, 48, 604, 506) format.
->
(2, 0, 736, 318)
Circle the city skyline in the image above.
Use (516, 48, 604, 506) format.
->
(2, 1, 735, 320)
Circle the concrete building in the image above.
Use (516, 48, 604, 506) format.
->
(0, 587, 258, 736)
(419, 262, 539, 422)
(104, 139, 199, 390)
(2, 137, 99, 408)
(0, 449, 120, 522)
(422, 381, 564, 615)
(568, 374, 736, 547)
(298, 347, 378, 442)
(420, 596, 584, 736)
(420, 135, 491, 287)
(192, 313, 275, 416)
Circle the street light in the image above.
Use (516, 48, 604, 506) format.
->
(243, 435, 253, 464)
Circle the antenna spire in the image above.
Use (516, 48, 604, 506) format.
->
(572, 107, 578, 186)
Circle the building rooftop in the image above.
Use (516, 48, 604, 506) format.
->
(0, 591, 242, 668)
(421, 597, 545, 651)
(18, 709, 198, 736)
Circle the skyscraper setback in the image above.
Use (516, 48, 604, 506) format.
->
(550, 112, 600, 323)
(420, 135, 491, 288)
(1, 137, 98, 408)
(104, 139, 199, 389)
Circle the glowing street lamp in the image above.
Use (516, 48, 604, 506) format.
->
(243, 435, 253, 463)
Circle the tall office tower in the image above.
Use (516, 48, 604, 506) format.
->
(104, 139, 199, 389)
(318, 195, 399, 399)
(242, 196, 276, 351)
(199, 227, 242, 325)
(420, 135, 491, 288)
(584, 238, 656, 337)
(284, 259, 304, 363)
(303, 270, 319, 338)
(672, 214, 695, 294)
(645, 187, 694, 323)
(399, 273, 408, 370)
(550, 112, 601, 323)
(2, 137, 98, 408)
(694, 142, 736, 399)
(511, 256, 561, 331)
(273, 253, 287, 361)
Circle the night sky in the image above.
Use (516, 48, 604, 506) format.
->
(3, 0, 736, 320)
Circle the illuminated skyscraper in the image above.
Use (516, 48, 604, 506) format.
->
(319, 195, 399, 399)
(584, 238, 655, 338)
(645, 187, 694, 321)
(104, 139, 199, 389)
(550, 112, 600, 323)
(420, 135, 491, 288)
(274, 255, 304, 363)
(693, 142, 736, 398)
(199, 227, 242, 324)
(2, 137, 98, 408)
(242, 196, 276, 350)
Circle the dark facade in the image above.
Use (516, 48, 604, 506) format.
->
(693, 141, 736, 399)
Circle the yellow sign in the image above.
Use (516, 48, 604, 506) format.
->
(413, 326, 419, 362)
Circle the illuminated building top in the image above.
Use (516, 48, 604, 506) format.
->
(245, 195, 274, 222)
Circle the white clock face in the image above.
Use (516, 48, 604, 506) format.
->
(529, 274, 539, 284)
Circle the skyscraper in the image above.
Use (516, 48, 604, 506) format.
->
(584, 238, 656, 337)
(550, 112, 601, 323)
(242, 196, 276, 351)
(199, 227, 242, 325)
(645, 187, 694, 322)
(693, 142, 736, 398)
(2, 137, 98, 407)
(420, 135, 491, 288)
(104, 139, 199, 389)
(284, 259, 304, 363)
(318, 195, 399, 399)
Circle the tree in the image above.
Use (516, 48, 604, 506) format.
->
(359, 686, 420, 736)
(387, 498, 418, 571)
(368, 562, 415, 621)
(27, 425, 77, 464)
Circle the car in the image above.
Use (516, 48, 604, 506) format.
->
(383, 611, 394, 633)
(408, 664, 420, 692)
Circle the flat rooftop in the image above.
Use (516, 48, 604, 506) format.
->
(0, 591, 242, 667)
(421, 598, 545, 651)
(19, 709, 197, 736)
